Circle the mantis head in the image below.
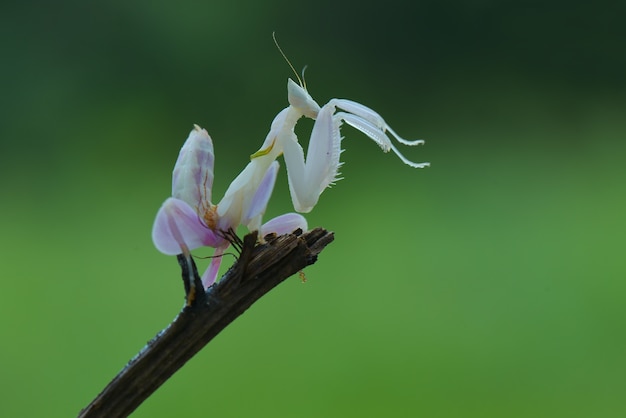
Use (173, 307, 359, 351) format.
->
(287, 78, 320, 119)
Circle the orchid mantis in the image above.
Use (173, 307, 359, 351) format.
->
(152, 72, 429, 289)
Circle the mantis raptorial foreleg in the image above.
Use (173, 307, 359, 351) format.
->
(281, 103, 342, 213)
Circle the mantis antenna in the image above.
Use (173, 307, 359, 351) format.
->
(272, 32, 307, 89)
(300, 65, 309, 90)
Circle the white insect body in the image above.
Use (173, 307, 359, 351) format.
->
(153, 66, 429, 287)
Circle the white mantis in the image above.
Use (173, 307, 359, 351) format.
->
(152, 57, 429, 288)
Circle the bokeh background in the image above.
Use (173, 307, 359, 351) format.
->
(1, 1, 625, 417)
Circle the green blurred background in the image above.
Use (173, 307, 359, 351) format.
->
(1, 1, 625, 417)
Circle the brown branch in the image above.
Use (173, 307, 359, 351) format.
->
(78, 227, 334, 418)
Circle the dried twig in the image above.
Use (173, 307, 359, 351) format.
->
(78, 228, 334, 418)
